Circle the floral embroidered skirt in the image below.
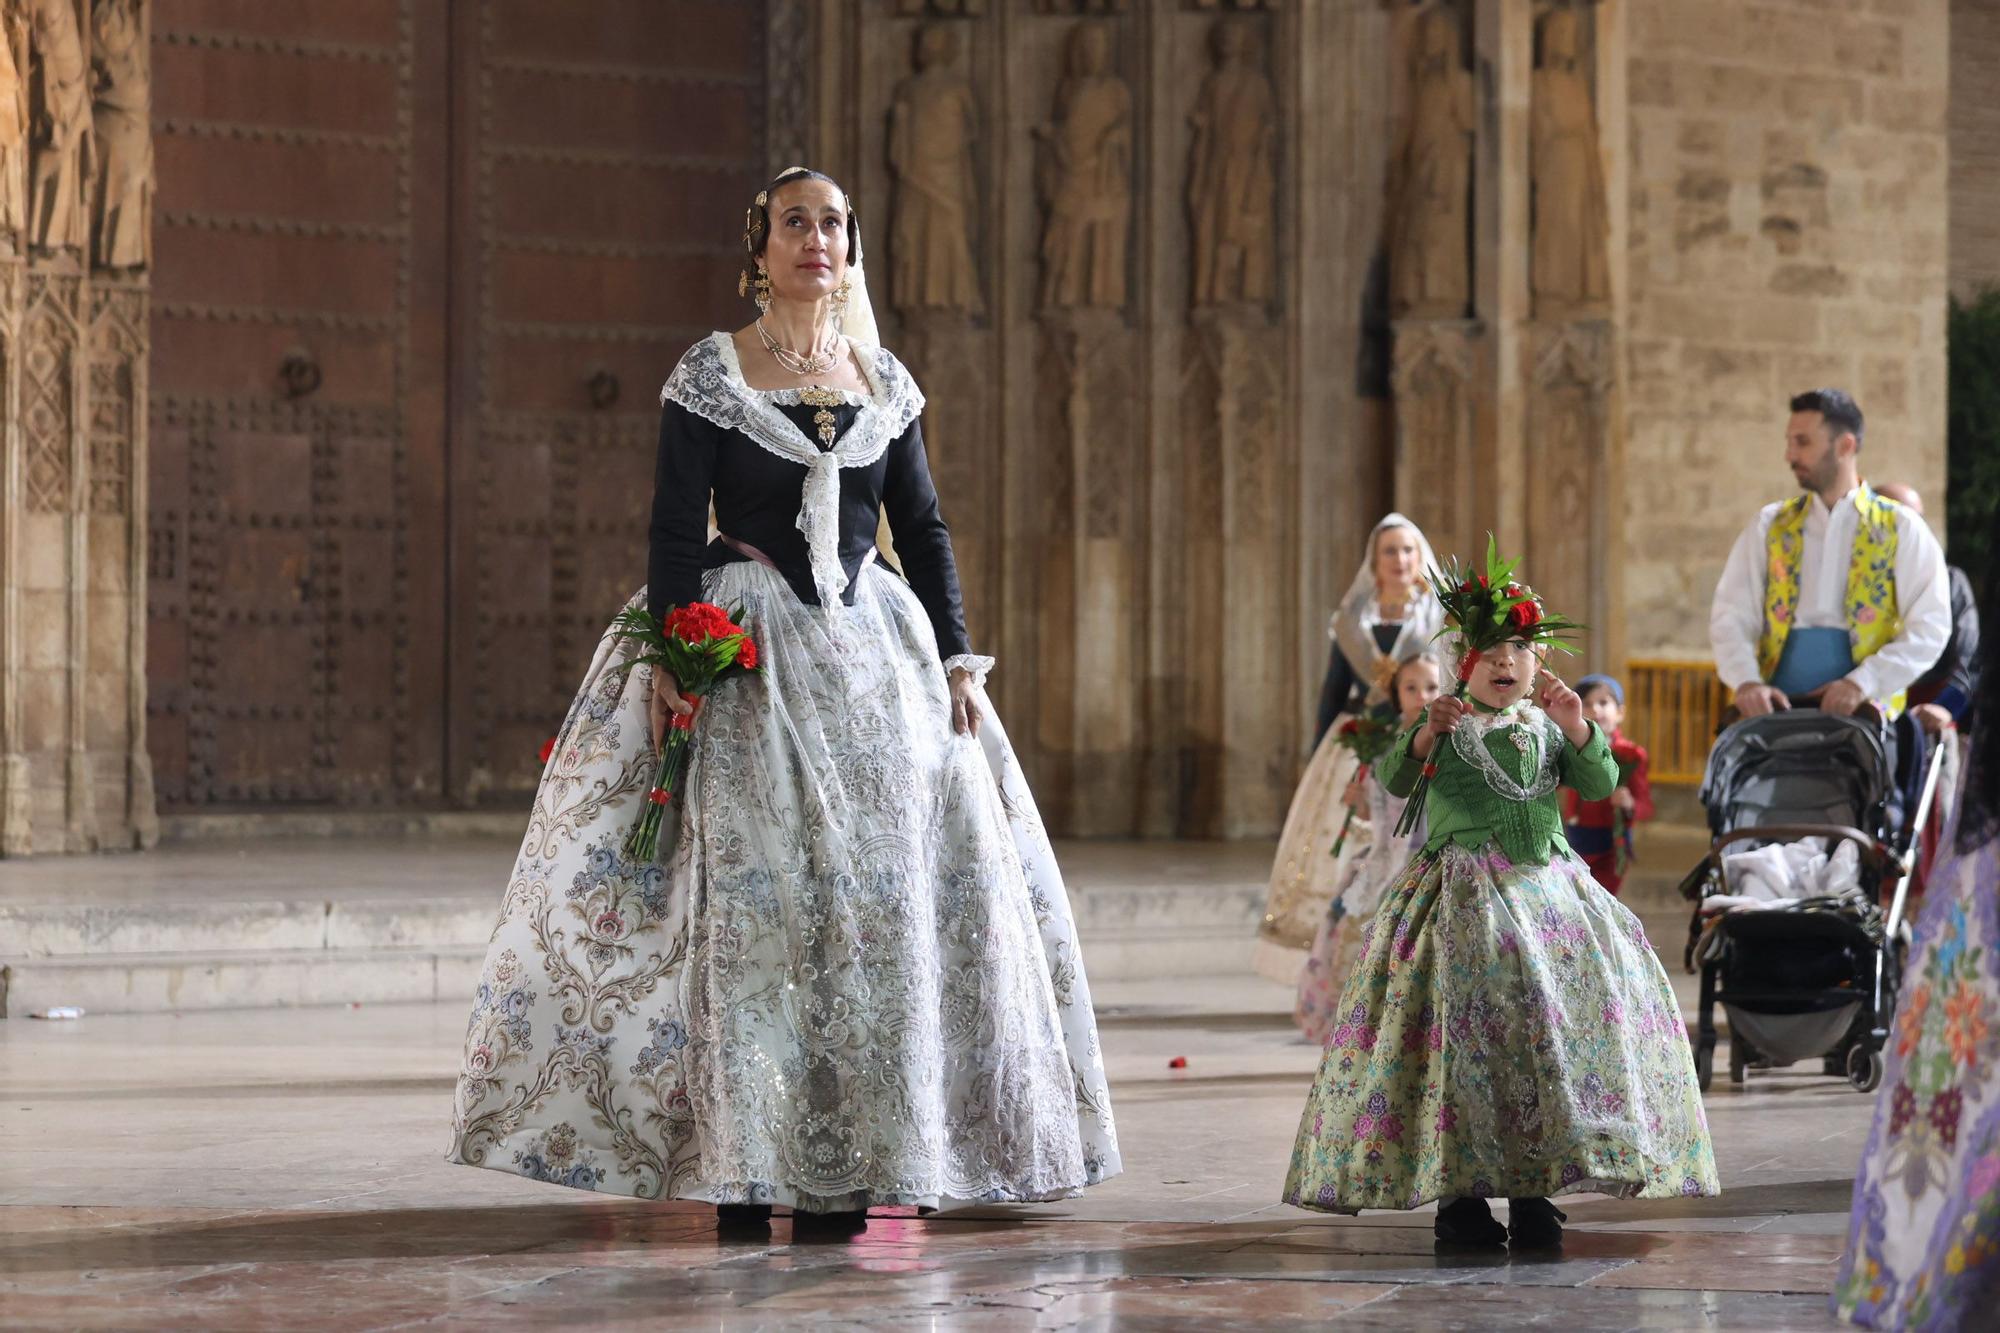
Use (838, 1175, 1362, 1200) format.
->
(1295, 778, 1416, 1045)
(1283, 842, 1719, 1212)
(447, 561, 1121, 1211)
(1256, 725, 1372, 985)
(1832, 807, 2000, 1329)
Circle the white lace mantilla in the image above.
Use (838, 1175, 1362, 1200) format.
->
(1450, 703, 1563, 803)
(660, 333, 926, 611)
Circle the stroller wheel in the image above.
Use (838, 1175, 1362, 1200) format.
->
(1729, 1040, 1748, 1085)
(1694, 1045, 1714, 1092)
(1846, 1045, 1885, 1094)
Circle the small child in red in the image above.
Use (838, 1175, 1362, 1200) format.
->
(1562, 674, 1653, 896)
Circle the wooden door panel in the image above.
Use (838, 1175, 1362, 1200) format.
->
(446, 0, 765, 804)
(146, 2, 451, 809)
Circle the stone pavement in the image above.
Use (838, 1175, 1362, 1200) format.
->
(0, 967, 1870, 1330)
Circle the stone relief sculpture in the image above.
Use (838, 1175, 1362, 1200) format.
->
(1036, 20, 1130, 310)
(0, 2, 28, 248)
(888, 23, 984, 315)
(90, 0, 149, 271)
(1385, 5, 1473, 320)
(27, 0, 90, 255)
(1530, 8, 1609, 317)
(1186, 19, 1275, 308)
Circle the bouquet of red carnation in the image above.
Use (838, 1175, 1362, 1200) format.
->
(609, 601, 762, 862)
(1329, 714, 1399, 856)
(1394, 535, 1584, 838)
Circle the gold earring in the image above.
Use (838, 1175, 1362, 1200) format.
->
(832, 278, 851, 328)
(752, 269, 772, 313)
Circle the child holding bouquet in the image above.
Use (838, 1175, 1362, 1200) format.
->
(1562, 674, 1654, 897)
(1295, 651, 1443, 1043)
(1283, 547, 1717, 1248)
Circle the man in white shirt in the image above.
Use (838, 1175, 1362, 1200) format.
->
(1708, 389, 1951, 719)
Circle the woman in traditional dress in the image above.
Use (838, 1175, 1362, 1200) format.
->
(1255, 515, 1442, 984)
(1294, 650, 1442, 1043)
(1833, 571, 1998, 1329)
(447, 167, 1121, 1234)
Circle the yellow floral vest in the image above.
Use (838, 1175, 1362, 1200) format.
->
(1757, 485, 1904, 710)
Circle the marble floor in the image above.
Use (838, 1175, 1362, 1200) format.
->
(0, 967, 1870, 1330)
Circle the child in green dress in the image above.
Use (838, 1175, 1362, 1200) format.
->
(1281, 631, 1719, 1248)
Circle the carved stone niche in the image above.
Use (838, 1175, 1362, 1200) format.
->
(1385, 3, 1474, 321)
(1389, 318, 1479, 567)
(886, 22, 985, 319)
(1525, 318, 1613, 659)
(1035, 18, 1132, 314)
(1530, 5, 1609, 320)
(1186, 16, 1278, 315)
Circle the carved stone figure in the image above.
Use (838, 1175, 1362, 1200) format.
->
(1186, 19, 1275, 307)
(91, 0, 150, 270)
(1385, 6, 1473, 319)
(0, 3, 28, 247)
(1530, 9, 1610, 317)
(27, 0, 89, 254)
(1036, 21, 1130, 310)
(887, 24, 984, 315)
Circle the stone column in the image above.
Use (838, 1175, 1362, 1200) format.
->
(1390, 317, 1480, 565)
(0, 0, 155, 855)
(0, 254, 26, 854)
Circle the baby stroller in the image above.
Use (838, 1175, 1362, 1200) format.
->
(1678, 708, 1946, 1094)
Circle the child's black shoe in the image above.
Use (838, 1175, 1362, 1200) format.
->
(1433, 1196, 1507, 1247)
(1506, 1197, 1567, 1248)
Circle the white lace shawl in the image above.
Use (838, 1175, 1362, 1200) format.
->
(660, 332, 926, 612)
(1450, 703, 1564, 802)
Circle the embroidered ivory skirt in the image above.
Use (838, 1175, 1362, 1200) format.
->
(447, 561, 1121, 1210)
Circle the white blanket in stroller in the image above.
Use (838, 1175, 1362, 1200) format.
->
(1709, 839, 1863, 912)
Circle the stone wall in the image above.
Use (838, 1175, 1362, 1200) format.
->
(1623, 0, 1950, 657)
(1951, 0, 2000, 299)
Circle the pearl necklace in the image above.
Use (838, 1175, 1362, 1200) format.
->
(756, 316, 842, 377)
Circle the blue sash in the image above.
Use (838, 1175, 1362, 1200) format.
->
(1769, 626, 1854, 697)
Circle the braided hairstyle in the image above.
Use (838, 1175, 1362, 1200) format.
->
(739, 167, 863, 298)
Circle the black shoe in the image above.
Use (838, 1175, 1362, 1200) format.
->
(1506, 1197, 1567, 1249)
(793, 1208, 868, 1237)
(715, 1203, 772, 1231)
(1433, 1196, 1507, 1247)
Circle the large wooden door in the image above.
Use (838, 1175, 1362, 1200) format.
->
(444, 1, 763, 804)
(146, 0, 451, 807)
(147, 1, 766, 810)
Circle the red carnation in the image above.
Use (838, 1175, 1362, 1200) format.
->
(737, 638, 759, 670)
(1509, 599, 1544, 631)
(647, 787, 672, 806)
(538, 735, 557, 765)
(1339, 719, 1361, 736)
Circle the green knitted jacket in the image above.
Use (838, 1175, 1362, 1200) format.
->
(1378, 704, 1617, 868)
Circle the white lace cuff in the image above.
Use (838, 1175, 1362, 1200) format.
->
(942, 654, 995, 688)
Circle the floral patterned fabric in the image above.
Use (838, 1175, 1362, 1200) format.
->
(1284, 843, 1719, 1212)
(448, 560, 1121, 1211)
(1257, 725, 1372, 984)
(1833, 807, 2000, 1329)
(1296, 769, 1416, 1044)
